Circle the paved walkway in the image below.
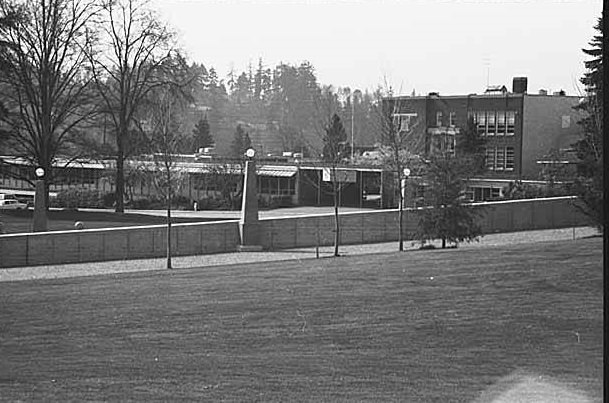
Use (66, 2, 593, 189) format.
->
(123, 206, 372, 220)
(0, 226, 599, 283)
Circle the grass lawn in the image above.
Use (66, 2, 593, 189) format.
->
(0, 238, 602, 401)
(0, 209, 217, 234)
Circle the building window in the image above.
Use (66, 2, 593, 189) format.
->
(429, 131, 455, 156)
(436, 111, 443, 127)
(496, 111, 505, 136)
(469, 186, 503, 202)
(484, 146, 514, 171)
(449, 112, 456, 127)
(393, 113, 418, 133)
(476, 111, 486, 136)
(506, 147, 515, 170)
(485, 147, 495, 170)
(506, 111, 515, 135)
(487, 111, 496, 136)
(465, 187, 475, 201)
(495, 147, 505, 170)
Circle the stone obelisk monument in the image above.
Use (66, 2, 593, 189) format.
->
(32, 167, 48, 232)
(238, 148, 263, 251)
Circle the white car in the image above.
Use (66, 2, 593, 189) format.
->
(0, 199, 28, 210)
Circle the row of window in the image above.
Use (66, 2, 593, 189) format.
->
(473, 110, 516, 136)
(0, 167, 102, 185)
(395, 110, 516, 134)
(465, 186, 503, 202)
(191, 175, 296, 196)
(485, 146, 515, 171)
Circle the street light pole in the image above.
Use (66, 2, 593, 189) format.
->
(351, 97, 355, 161)
(399, 167, 411, 251)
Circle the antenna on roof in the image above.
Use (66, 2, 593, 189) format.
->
(483, 57, 491, 87)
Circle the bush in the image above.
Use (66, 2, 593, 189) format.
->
(126, 195, 193, 210)
(503, 181, 571, 200)
(52, 189, 108, 209)
(196, 196, 234, 211)
(101, 192, 115, 208)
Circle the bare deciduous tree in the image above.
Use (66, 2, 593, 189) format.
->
(0, 0, 99, 202)
(373, 92, 425, 251)
(137, 55, 194, 269)
(86, 0, 175, 212)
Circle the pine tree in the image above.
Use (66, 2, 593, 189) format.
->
(456, 116, 486, 175)
(417, 117, 484, 248)
(230, 124, 252, 158)
(322, 114, 350, 163)
(417, 153, 483, 248)
(572, 16, 603, 232)
(243, 131, 252, 151)
(192, 116, 214, 151)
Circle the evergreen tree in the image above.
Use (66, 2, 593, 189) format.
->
(243, 131, 252, 151)
(230, 124, 251, 158)
(192, 116, 214, 151)
(416, 118, 484, 249)
(322, 113, 350, 163)
(456, 116, 486, 175)
(572, 16, 603, 232)
(417, 151, 483, 248)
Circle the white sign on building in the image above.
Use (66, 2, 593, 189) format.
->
(322, 168, 357, 183)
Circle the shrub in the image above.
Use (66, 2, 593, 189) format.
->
(52, 189, 107, 209)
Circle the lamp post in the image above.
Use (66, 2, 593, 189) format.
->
(399, 167, 411, 251)
(32, 167, 47, 232)
(401, 168, 411, 201)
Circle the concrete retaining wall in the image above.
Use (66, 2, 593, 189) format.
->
(0, 197, 591, 268)
(0, 220, 240, 268)
(259, 196, 589, 250)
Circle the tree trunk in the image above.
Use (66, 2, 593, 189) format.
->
(442, 237, 446, 249)
(166, 173, 172, 269)
(398, 194, 404, 252)
(333, 179, 340, 257)
(115, 117, 127, 213)
(115, 156, 125, 213)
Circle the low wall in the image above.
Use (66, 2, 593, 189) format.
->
(0, 220, 240, 268)
(0, 197, 591, 268)
(258, 196, 590, 250)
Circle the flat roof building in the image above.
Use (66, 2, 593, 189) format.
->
(383, 77, 586, 200)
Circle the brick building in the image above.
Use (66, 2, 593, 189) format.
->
(384, 77, 586, 201)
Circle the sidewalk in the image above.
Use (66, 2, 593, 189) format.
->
(123, 206, 373, 220)
(0, 226, 600, 283)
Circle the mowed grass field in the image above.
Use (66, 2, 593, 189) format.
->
(0, 238, 602, 401)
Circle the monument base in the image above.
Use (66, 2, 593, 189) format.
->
(237, 244, 264, 252)
(32, 179, 47, 232)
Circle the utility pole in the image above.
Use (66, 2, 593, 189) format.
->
(351, 97, 355, 161)
(351, 89, 361, 161)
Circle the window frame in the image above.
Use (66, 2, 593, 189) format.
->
(486, 110, 496, 136)
(436, 111, 443, 127)
(506, 146, 515, 171)
(449, 111, 456, 127)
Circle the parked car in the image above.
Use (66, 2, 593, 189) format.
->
(0, 199, 28, 210)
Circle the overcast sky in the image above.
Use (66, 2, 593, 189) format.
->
(153, 0, 601, 96)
